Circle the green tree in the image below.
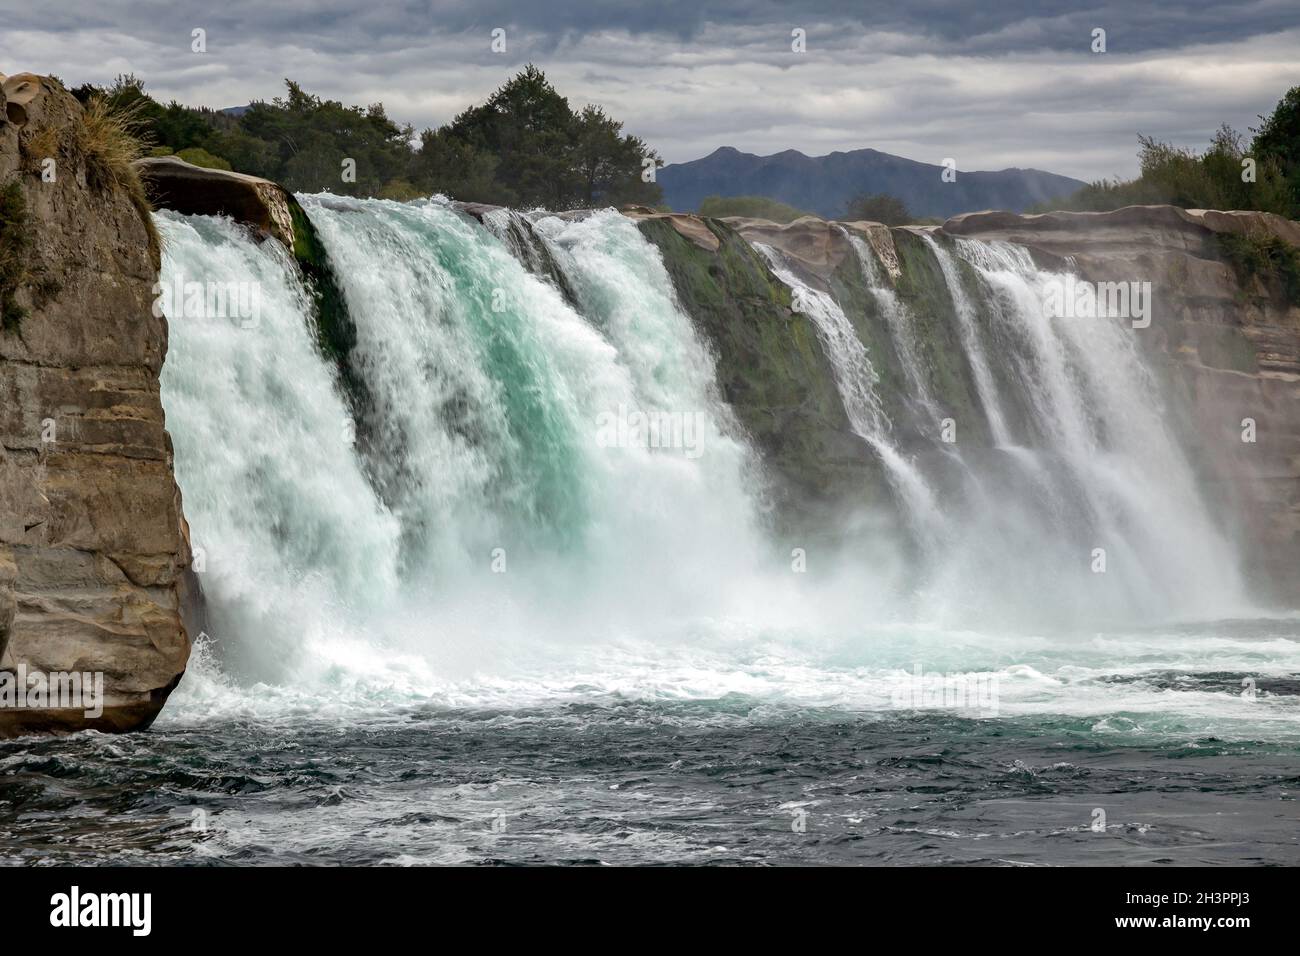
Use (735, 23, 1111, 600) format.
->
(448, 65, 576, 206)
(845, 193, 912, 225)
(571, 105, 662, 206)
(239, 81, 413, 195)
(66, 68, 664, 209)
(1252, 86, 1300, 216)
(409, 127, 505, 203)
(441, 66, 661, 208)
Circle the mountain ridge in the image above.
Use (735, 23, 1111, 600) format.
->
(658, 145, 1087, 219)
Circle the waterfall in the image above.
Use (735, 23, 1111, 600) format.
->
(478, 207, 579, 304)
(921, 235, 1248, 624)
(745, 227, 1248, 626)
(923, 235, 1012, 445)
(156, 199, 1253, 702)
(753, 242, 943, 547)
(156, 211, 403, 684)
(158, 199, 776, 692)
(846, 232, 939, 419)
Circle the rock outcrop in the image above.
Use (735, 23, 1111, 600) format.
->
(633, 213, 889, 527)
(136, 155, 357, 392)
(135, 155, 297, 248)
(0, 73, 195, 734)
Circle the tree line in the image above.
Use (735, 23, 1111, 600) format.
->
(1037, 86, 1300, 219)
(70, 66, 663, 209)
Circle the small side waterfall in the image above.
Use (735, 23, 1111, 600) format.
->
(847, 232, 940, 419)
(946, 237, 1248, 621)
(754, 241, 944, 548)
(728, 222, 1250, 625)
(923, 235, 1012, 444)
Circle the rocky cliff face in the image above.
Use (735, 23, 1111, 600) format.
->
(0, 74, 195, 734)
(634, 205, 1300, 603)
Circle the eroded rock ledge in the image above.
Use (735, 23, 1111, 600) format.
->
(1, 73, 195, 735)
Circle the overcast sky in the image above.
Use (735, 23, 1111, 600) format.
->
(2, 0, 1297, 180)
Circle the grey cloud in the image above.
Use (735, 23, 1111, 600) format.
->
(9, 0, 1299, 53)
(0, 1, 1295, 182)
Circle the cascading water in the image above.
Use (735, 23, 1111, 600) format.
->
(955, 239, 1244, 611)
(753, 242, 944, 548)
(301, 199, 769, 610)
(150, 199, 1286, 742)
(923, 235, 1013, 444)
(156, 211, 403, 689)
(847, 232, 940, 420)
(839, 229, 1251, 626)
(157, 199, 848, 709)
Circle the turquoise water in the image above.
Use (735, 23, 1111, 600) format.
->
(5, 199, 1288, 865)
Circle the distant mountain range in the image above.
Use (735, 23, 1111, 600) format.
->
(658, 147, 1087, 219)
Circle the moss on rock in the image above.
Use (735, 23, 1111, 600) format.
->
(637, 215, 880, 523)
(287, 199, 354, 366)
(0, 179, 30, 332)
(887, 231, 990, 444)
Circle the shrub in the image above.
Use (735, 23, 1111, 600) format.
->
(1219, 230, 1300, 306)
(74, 96, 159, 257)
(844, 192, 913, 225)
(175, 147, 231, 170)
(1036, 87, 1300, 218)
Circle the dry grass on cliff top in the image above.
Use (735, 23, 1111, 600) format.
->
(75, 96, 160, 259)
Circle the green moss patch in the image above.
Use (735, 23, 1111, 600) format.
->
(638, 215, 877, 512)
(1218, 231, 1300, 306)
(288, 200, 354, 363)
(0, 180, 31, 334)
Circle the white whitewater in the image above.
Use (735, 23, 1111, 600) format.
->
(923, 235, 1013, 444)
(158, 199, 807, 699)
(753, 241, 944, 548)
(152, 200, 1277, 738)
(924, 236, 1248, 623)
(847, 232, 940, 419)
(156, 211, 402, 684)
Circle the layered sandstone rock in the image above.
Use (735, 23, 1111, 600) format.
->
(0, 73, 194, 734)
(621, 206, 721, 253)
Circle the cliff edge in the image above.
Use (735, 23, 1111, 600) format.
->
(0, 73, 195, 734)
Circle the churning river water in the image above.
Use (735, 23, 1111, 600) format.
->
(2, 199, 1295, 865)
